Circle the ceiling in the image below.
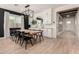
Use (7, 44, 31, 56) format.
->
(0, 4, 66, 13)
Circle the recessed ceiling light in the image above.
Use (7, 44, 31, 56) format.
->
(66, 21, 71, 24)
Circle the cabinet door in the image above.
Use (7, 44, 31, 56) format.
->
(43, 29, 52, 38)
(47, 29, 52, 38)
(43, 29, 48, 37)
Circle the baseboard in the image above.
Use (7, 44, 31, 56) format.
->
(0, 37, 6, 39)
(0, 36, 10, 39)
(44, 36, 54, 39)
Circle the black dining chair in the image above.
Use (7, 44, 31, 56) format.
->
(20, 32, 33, 49)
(35, 30, 44, 43)
(39, 31, 44, 41)
(10, 30, 14, 40)
(15, 31, 22, 44)
(10, 30, 17, 41)
(13, 31, 19, 43)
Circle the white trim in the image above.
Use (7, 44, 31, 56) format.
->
(0, 37, 6, 39)
(4, 11, 10, 38)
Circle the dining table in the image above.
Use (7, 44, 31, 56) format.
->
(17, 29, 43, 42)
(17, 29, 42, 35)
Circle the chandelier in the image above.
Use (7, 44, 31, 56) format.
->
(23, 5, 34, 18)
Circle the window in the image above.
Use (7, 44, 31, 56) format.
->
(9, 14, 22, 28)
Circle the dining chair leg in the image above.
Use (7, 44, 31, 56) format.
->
(39, 36, 41, 42)
(21, 39, 24, 46)
(12, 36, 15, 41)
(19, 38, 22, 45)
(25, 41, 28, 49)
(33, 35, 37, 44)
(36, 35, 39, 41)
(42, 36, 44, 40)
(39, 32, 44, 41)
(15, 37, 17, 43)
(16, 37, 19, 43)
(29, 39, 33, 46)
(10, 36, 13, 41)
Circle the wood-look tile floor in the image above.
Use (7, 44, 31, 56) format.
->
(0, 31, 79, 54)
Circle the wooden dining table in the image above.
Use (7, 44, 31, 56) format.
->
(17, 29, 42, 35)
(17, 29, 43, 42)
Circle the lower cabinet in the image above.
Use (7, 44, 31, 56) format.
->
(43, 28, 53, 38)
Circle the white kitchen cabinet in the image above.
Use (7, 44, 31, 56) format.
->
(47, 29, 52, 37)
(43, 28, 53, 38)
(43, 29, 48, 37)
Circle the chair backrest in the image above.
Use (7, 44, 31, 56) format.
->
(10, 28, 21, 36)
(20, 32, 25, 38)
(20, 32, 32, 39)
(14, 31, 21, 38)
(17, 31, 21, 37)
